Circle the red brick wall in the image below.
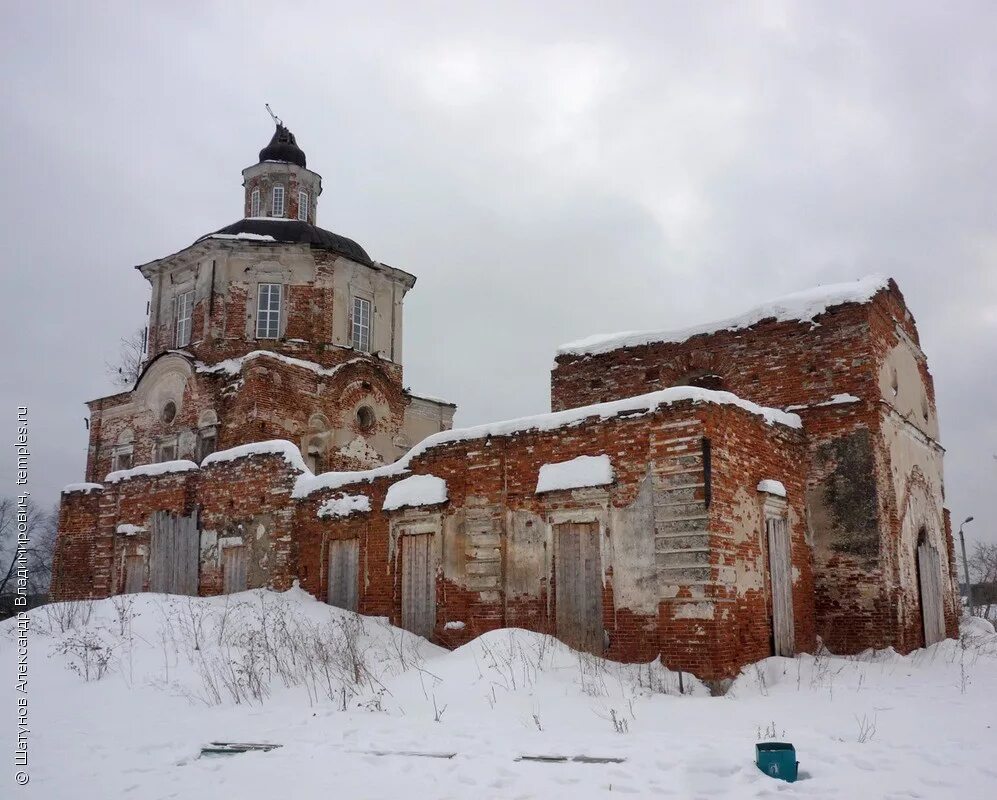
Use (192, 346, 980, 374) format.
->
(50, 489, 102, 601)
(197, 453, 300, 593)
(551, 283, 953, 658)
(84, 351, 406, 483)
(57, 396, 816, 682)
(295, 398, 812, 681)
(705, 405, 815, 674)
(551, 300, 878, 414)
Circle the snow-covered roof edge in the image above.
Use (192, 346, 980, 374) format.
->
(294, 386, 800, 499)
(102, 441, 311, 486)
(757, 479, 787, 497)
(201, 439, 309, 473)
(116, 524, 147, 536)
(383, 474, 448, 511)
(317, 493, 372, 519)
(405, 390, 457, 408)
(536, 455, 614, 494)
(63, 482, 104, 494)
(784, 393, 861, 412)
(205, 232, 277, 242)
(557, 275, 891, 358)
(196, 351, 372, 379)
(105, 460, 199, 484)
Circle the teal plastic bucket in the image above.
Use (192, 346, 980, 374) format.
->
(756, 742, 798, 782)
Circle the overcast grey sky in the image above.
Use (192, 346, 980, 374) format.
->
(1, 1, 994, 547)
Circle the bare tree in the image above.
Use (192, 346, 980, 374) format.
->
(105, 327, 146, 389)
(0, 497, 59, 600)
(968, 541, 997, 620)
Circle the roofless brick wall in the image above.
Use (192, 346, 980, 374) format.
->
(53, 391, 812, 684)
(551, 278, 957, 654)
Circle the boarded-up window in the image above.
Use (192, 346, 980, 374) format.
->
(222, 546, 248, 594)
(197, 430, 217, 462)
(149, 511, 200, 595)
(327, 538, 359, 611)
(123, 555, 144, 594)
(401, 533, 434, 638)
(917, 534, 945, 646)
(554, 521, 604, 655)
(766, 516, 795, 657)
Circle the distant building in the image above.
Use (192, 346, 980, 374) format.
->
(52, 121, 959, 686)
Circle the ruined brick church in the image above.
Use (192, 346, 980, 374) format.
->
(52, 121, 959, 683)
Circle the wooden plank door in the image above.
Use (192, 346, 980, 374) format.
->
(767, 517, 795, 657)
(327, 538, 359, 611)
(149, 511, 200, 595)
(123, 555, 145, 594)
(401, 533, 434, 638)
(222, 546, 248, 594)
(917, 540, 945, 646)
(554, 522, 604, 654)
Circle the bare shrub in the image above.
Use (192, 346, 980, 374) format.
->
(757, 721, 785, 740)
(855, 713, 877, 743)
(110, 594, 137, 638)
(56, 630, 114, 681)
(36, 599, 96, 635)
(609, 708, 629, 734)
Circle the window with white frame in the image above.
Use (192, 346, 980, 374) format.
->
(250, 187, 260, 217)
(256, 283, 282, 339)
(174, 289, 194, 348)
(351, 296, 372, 352)
(297, 191, 309, 221)
(272, 185, 285, 217)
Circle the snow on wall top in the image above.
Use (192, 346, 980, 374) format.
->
(756, 479, 787, 497)
(105, 460, 199, 484)
(406, 390, 457, 407)
(317, 493, 371, 519)
(557, 275, 891, 358)
(536, 455, 614, 494)
(116, 524, 146, 536)
(784, 393, 861, 412)
(102, 441, 311, 486)
(382, 474, 448, 511)
(62, 482, 104, 494)
(293, 386, 800, 498)
(201, 439, 309, 473)
(197, 351, 370, 379)
(205, 232, 277, 242)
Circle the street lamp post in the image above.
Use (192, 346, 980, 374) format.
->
(959, 516, 974, 617)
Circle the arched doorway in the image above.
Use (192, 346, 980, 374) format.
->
(915, 527, 945, 646)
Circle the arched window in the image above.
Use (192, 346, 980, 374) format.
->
(272, 185, 285, 217)
(677, 372, 725, 391)
(305, 436, 325, 474)
(113, 429, 134, 471)
(250, 188, 260, 217)
(356, 406, 376, 432)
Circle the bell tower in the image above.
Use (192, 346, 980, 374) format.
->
(242, 108, 322, 224)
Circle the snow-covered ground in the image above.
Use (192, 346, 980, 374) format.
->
(2, 589, 995, 799)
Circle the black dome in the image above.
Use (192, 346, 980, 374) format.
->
(259, 123, 307, 168)
(202, 219, 372, 265)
